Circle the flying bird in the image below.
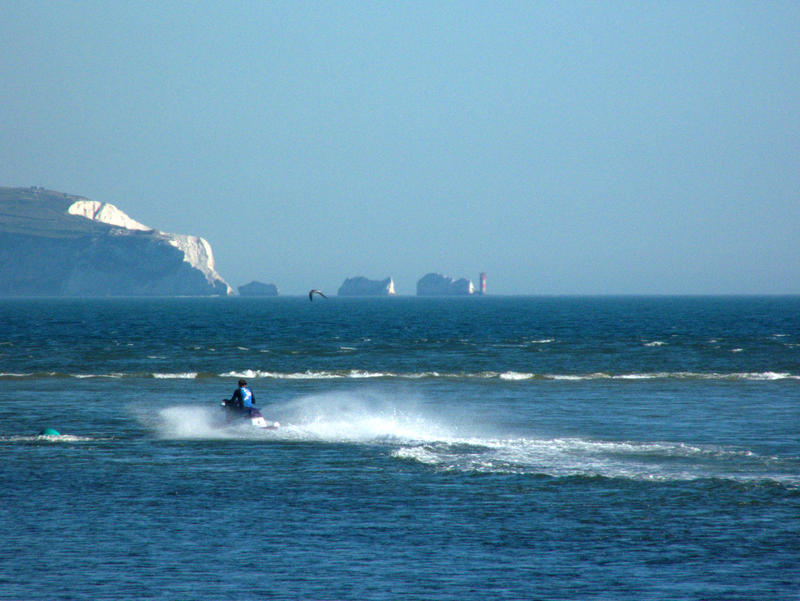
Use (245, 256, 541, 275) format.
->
(308, 289, 328, 301)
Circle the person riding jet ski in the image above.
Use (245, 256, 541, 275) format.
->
(226, 379, 256, 414)
(220, 379, 279, 429)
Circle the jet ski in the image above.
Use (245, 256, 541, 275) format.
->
(220, 399, 280, 430)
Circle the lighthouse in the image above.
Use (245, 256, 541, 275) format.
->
(479, 272, 487, 295)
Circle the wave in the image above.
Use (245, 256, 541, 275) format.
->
(219, 369, 393, 380)
(3, 370, 799, 381)
(213, 369, 800, 382)
(0, 434, 100, 443)
(0, 371, 197, 380)
(499, 371, 534, 381)
(491, 338, 554, 348)
(152, 372, 198, 379)
(545, 371, 800, 381)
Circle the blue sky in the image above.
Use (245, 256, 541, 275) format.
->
(2, 1, 798, 294)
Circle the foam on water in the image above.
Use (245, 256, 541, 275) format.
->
(146, 393, 800, 487)
(149, 405, 276, 440)
(153, 372, 198, 379)
(148, 391, 455, 444)
(215, 369, 800, 381)
(273, 392, 454, 443)
(392, 436, 800, 486)
(0, 434, 99, 443)
(4, 370, 800, 381)
(499, 371, 534, 381)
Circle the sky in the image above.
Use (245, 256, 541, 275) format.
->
(1, 1, 798, 295)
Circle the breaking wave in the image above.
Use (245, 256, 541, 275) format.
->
(153, 372, 198, 379)
(219, 369, 800, 382)
(0, 434, 100, 443)
(5, 370, 799, 381)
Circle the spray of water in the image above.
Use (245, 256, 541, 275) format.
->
(146, 391, 798, 486)
(273, 391, 456, 443)
(148, 390, 454, 442)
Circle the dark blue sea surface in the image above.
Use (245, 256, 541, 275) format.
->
(1, 296, 799, 600)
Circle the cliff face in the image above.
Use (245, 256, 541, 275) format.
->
(0, 187, 232, 296)
(416, 273, 475, 296)
(337, 276, 396, 296)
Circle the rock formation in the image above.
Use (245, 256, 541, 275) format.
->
(337, 276, 396, 296)
(0, 187, 232, 296)
(416, 273, 475, 296)
(238, 281, 279, 296)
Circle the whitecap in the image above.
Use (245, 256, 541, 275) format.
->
(614, 373, 668, 380)
(282, 371, 344, 380)
(74, 373, 124, 379)
(152, 372, 198, 379)
(741, 371, 797, 381)
(214, 370, 799, 382)
(348, 370, 389, 378)
(499, 371, 534, 381)
(219, 369, 266, 379)
(0, 434, 98, 443)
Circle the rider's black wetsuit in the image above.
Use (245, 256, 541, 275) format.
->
(227, 385, 256, 414)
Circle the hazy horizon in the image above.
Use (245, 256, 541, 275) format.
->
(2, 2, 798, 295)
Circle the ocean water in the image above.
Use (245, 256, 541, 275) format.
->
(1, 296, 798, 600)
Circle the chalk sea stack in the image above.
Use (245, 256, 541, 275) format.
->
(416, 273, 475, 296)
(337, 276, 396, 296)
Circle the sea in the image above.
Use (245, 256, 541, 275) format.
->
(1, 296, 798, 600)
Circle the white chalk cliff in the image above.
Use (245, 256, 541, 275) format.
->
(68, 200, 152, 231)
(0, 187, 232, 296)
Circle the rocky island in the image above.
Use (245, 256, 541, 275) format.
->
(337, 276, 396, 296)
(238, 281, 279, 296)
(416, 273, 475, 296)
(0, 187, 232, 296)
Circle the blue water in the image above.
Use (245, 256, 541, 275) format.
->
(1, 296, 799, 600)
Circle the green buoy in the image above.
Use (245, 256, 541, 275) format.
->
(39, 428, 60, 436)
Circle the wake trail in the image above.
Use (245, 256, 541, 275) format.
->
(142, 392, 799, 487)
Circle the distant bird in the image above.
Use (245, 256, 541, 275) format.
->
(308, 289, 328, 301)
